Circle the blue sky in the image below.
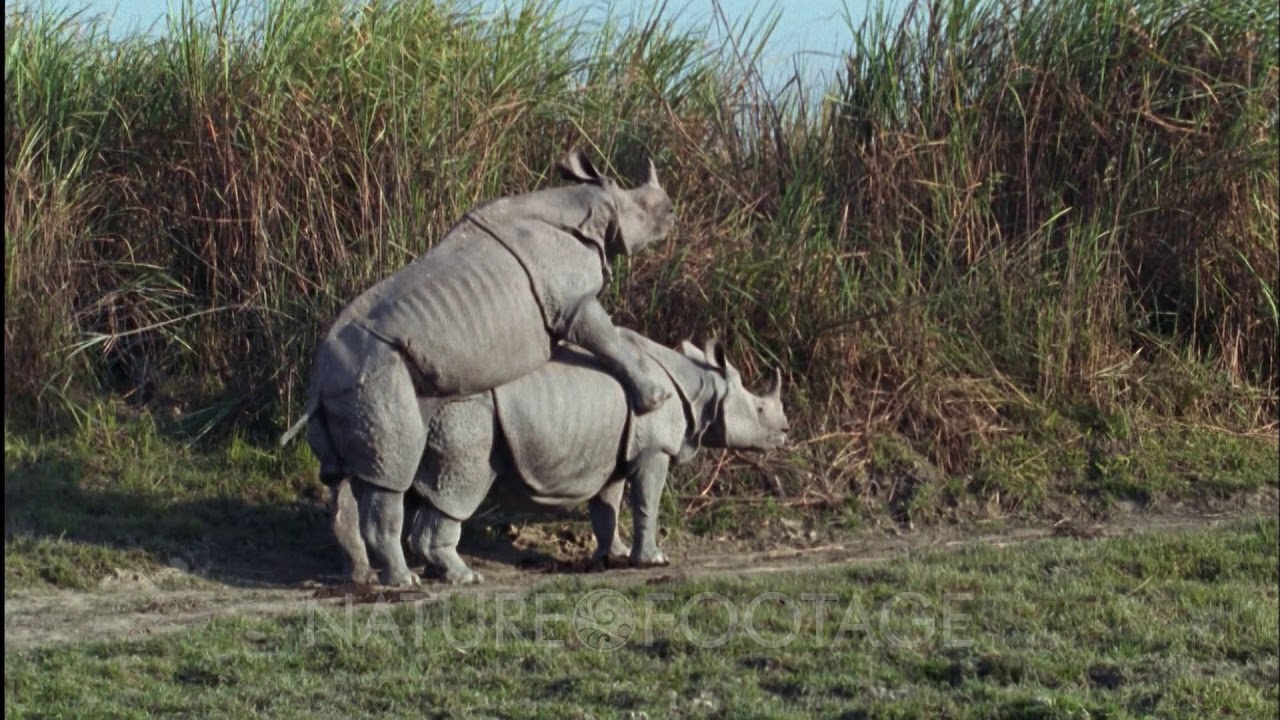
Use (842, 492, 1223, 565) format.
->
(11, 0, 873, 90)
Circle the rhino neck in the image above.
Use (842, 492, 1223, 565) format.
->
(627, 334, 726, 456)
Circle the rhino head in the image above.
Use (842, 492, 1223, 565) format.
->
(679, 338, 789, 451)
(557, 149, 675, 257)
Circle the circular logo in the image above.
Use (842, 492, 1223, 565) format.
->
(573, 588, 636, 651)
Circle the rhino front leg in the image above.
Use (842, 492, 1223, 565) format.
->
(407, 506, 483, 585)
(327, 475, 376, 584)
(589, 477, 630, 567)
(627, 450, 671, 567)
(355, 481, 420, 587)
(564, 299, 671, 414)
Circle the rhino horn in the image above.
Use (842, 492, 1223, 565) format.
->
(557, 149, 601, 184)
(644, 157, 662, 189)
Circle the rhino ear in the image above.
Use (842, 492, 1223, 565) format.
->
(679, 339, 706, 362)
(557, 149, 602, 184)
(703, 338, 722, 368)
(643, 157, 662, 189)
(703, 338, 731, 376)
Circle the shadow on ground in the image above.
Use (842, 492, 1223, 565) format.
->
(4, 452, 332, 587)
(5, 448, 603, 590)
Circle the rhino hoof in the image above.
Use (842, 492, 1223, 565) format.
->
(630, 552, 670, 568)
(444, 569, 483, 585)
(589, 554, 629, 571)
(381, 569, 421, 588)
(349, 567, 379, 585)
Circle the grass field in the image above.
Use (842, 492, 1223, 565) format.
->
(6, 516, 1277, 718)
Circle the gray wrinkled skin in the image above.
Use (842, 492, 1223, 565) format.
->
(278, 152, 676, 585)
(345, 329, 789, 586)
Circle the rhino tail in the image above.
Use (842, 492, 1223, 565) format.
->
(278, 396, 321, 448)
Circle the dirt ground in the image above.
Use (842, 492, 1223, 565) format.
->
(6, 506, 1265, 653)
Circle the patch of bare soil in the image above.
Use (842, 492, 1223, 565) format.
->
(3, 507, 1268, 653)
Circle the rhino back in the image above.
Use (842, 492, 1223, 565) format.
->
(493, 349, 631, 504)
(474, 184, 615, 247)
(508, 225, 606, 331)
(307, 264, 405, 400)
(470, 188, 612, 330)
(352, 225, 551, 397)
(617, 331, 701, 462)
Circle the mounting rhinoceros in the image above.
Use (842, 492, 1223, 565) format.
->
(279, 151, 676, 582)
(348, 328, 789, 586)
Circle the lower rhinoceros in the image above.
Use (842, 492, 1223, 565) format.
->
(345, 328, 788, 586)
(280, 151, 676, 583)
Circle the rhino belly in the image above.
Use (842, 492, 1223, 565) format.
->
(493, 355, 630, 503)
(365, 231, 551, 397)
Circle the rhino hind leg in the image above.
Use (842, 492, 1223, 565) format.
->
(408, 506, 483, 585)
(412, 395, 499, 519)
(327, 475, 376, 584)
(403, 398, 496, 585)
(588, 478, 630, 568)
(354, 480, 420, 587)
(308, 412, 376, 584)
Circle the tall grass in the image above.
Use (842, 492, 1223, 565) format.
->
(5, 0, 1276, 512)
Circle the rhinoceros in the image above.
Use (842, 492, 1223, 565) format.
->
(347, 328, 788, 586)
(279, 151, 676, 582)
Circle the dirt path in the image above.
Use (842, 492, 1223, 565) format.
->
(2, 509, 1259, 652)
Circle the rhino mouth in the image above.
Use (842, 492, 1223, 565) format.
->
(740, 433, 787, 452)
